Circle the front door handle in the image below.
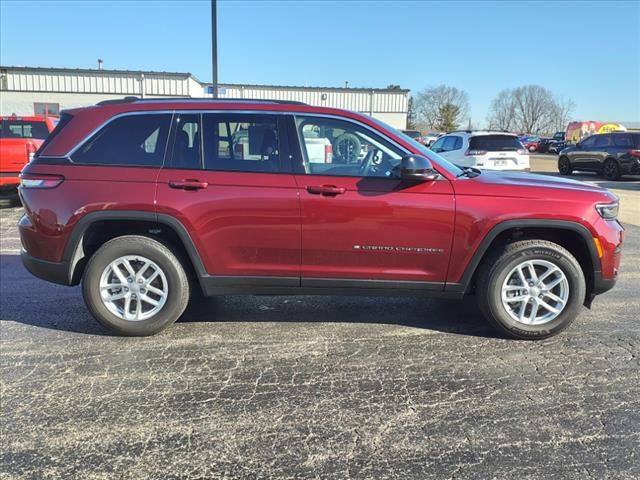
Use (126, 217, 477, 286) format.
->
(306, 185, 346, 196)
(168, 179, 209, 190)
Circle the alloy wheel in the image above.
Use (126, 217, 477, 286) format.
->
(99, 255, 168, 321)
(501, 259, 569, 325)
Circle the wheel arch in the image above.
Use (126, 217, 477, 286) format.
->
(64, 211, 206, 286)
(447, 220, 600, 302)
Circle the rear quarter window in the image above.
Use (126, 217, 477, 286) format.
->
(469, 135, 522, 151)
(72, 114, 171, 167)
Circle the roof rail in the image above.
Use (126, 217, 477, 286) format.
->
(96, 97, 308, 106)
(96, 96, 140, 105)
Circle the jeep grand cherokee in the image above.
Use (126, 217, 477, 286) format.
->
(18, 98, 623, 339)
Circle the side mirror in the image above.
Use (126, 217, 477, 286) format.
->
(399, 155, 438, 182)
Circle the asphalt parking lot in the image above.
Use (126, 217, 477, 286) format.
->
(1, 159, 639, 479)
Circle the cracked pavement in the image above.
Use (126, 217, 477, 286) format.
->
(1, 170, 639, 479)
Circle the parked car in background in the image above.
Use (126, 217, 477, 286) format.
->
(401, 130, 421, 140)
(417, 131, 442, 147)
(558, 131, 640, 180)
(0, 115, 56, 201)
(519, 135, 541, 152)
(548, 140, 568, 154)
(430, 131, 530, 171)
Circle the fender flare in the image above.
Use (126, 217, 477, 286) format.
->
(445, 219, 600, 293)
(64, 210, 207, 284)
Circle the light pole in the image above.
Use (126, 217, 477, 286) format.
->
(211, 0, 218, 98)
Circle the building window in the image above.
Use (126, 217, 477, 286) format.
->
(34, 102, 60, 116)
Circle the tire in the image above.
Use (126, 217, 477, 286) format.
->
(0, 191, 20, 208)
(333, 133, 361, 164)
(82, 235, 190, 336)
(603, 158, 621, 181)
(558, 156, 573, 175)
(476, 240, 586, 340)
(528, 145, 536, 152)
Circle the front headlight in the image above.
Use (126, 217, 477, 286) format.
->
(595, 202, 619, 220)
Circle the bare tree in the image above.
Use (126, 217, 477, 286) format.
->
(413, 85, 470, 132)
(487, 89, 517, 132)
(486, 85, 575, 135)
(550, 96, 575, 132)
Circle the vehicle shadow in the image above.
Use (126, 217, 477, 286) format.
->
(0, 254, 497, 338)
(179, 290, 497, 338)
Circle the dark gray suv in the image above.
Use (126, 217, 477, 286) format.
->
(558, 132, 640, 180)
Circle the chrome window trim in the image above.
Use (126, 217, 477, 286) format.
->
(65, 110, 413, 160)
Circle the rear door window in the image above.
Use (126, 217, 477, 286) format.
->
(469, 135, 522, 151)
(202, 113, 283, 173)
(168, 113, 202, 170)
(0, 120, 50, 139)
(613, 134, 633, 147)
(72, 114, 171, 166)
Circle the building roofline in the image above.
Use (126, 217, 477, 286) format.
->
(215, 82, 410, 94)
(0, 65, 199, 82)
(0, 66, 408, 94)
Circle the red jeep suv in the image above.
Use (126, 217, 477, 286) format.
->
(18, 98, 623, 339)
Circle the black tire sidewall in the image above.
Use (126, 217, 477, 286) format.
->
(558, 156, 572, 175)
(484, 246, 585, 339)
(82, 236, 189, 336)
(603, 159, 620, 180)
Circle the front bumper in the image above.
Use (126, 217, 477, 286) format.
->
(21, 250, 71, 286)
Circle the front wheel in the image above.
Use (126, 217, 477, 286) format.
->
(476, 240, 586, 339)
(82, 235, 190, 336)
(558, 156, 573, 175)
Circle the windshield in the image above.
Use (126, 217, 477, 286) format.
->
(367, 117, 464, 176)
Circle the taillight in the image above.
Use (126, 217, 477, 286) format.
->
(25, 143, 37, 162)
(19, 173, 64, 189)
(324, 144, 333, 163)
(629, 149, 640, 158)
(234, 143, 244, 160)
(465, 149, 487, 156)
(517, 148, 528, 155)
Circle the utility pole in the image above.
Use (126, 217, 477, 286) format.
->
(211, 0, 218, 98)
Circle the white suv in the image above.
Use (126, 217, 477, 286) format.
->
(430, 131, 530, 172)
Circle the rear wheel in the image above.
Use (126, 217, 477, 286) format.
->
(477, 240, 585, 339)
(82, 235, 190, 336)
(558, 156, 573, 175)
(603, 158, 621, 180)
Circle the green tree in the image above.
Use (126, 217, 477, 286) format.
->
(435, 103, 461, 131)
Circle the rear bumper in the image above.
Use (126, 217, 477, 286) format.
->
(21, 250, 71, 286)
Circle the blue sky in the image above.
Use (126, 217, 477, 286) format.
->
(1, 0, 639, 125)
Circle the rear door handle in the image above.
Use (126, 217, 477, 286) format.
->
(306, 185, 346, 196)
(168, 179, 209, 190)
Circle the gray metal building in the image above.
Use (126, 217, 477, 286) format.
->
(0, 66, 409, 129)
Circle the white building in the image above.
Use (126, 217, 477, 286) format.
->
(0, 66, 409, 129)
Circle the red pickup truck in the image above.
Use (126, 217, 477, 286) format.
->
(1, 115, 56, 198)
